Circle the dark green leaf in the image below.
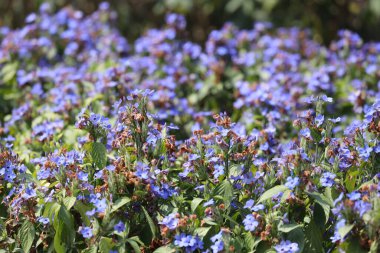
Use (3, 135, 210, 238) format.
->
(338, 223, 354, 239)
(99, 237, 114, 253)
(194, 227, 211, 238)
(278, 223, 302, 233)
(20, 220, 35, 253)
(153, 244, 176, 253)
(304, 220, 324, 253)
(126, 239, 142, 253)
(213, 180, 233, 208)
(63, 196, 76, 210)
(287, 227, 305, 252)
(244, 232, 261, 251)
(258, 185, 288, 203)
(110, 197, 131, 213)
(307, 191, 332, 223)
(84, 142, 107, 169)
(142, 206, 157, 239)
(191, 198, 204, 213)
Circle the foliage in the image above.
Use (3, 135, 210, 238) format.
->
(0, 3, 380, 253)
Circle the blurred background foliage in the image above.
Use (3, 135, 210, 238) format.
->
(1, 0, 380, 44)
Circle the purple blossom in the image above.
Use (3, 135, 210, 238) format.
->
(174, 233, 203, 252)
(274, 240, 299, 253)
(114, 221, 125, 233)
(79, 226, 93, 239)
(320, 172, 336, 187)
(159, 213, 179, 230)
(285, 177, 300, 190)
(243, 214, 259, 231)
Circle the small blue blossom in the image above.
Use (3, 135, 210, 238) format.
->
(159, 213, 179, 230)
(79, 226, 93, 239)
(174, 233, 203, 252)
(203, 199, 215, 207)
(356, 145, 372, 161)
(114, 221, 125, 233)
(274, 240, 299, 253)
(243, 214, 259, 231)
(299, 128, 312, 140)
(37, 217, 50, 225)
(210, 231, 224, 253)
(315, 114, 324, 127)
(320, 172, 336, 187)
(285, 177, 300, 190)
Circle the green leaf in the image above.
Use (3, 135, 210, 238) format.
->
(278, 223, 302, 233)
(54, 221, 66, 253)
(258, 185, 288, 203)
(43, 202, 61, 221)
(280, 189, 292, 203)
(126, 239, 142, 253)
(304, 220, 324, 253)
(63, 196, 76, 210)
(99, 237, 114, 253)
(110, 197, 131, 213)
(153, 245, 176, 253)
(84, 142, 107, 169)
(345, 169, 359, 192)
(128, 236, 145, 246)
(307, 191, 332, 223)
(142, 206, 157, 239)
(82, 246, 98, 253)
(244, 232, 261, 251)
(346, 237, 367, 253)
(191, 198, 204, 213)
(338, 223, 354, 239)
(287, 227, 305, 252)
(310, 128, 322, 143)
(213, 180, 234, 208)
(74, 201, 92, 226)
(1, 62, 18, 83)
(53, 205, 75, 253)
(313, 203, 327, 232)
(20, 220, 35, 253)
(194, 227, 211, 238)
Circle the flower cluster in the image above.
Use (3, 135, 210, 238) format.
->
(0, 2, 380, 253)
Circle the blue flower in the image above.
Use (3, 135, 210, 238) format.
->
(315, 114, 324, 127)
(330, 219, 346, 243)
(252, 204, 265, 211)
(244, 199, 255, 210)
(356, 145, 372, 161)
(114, 221, 125, 233)
(213, 165, 224, 178)
(23, 186, 37, 199)
(347, 191, 361, 201)
(174, 233, 203, 252)
(37, 217, 50, 225)
(94, 198, 107, 213)
(354, 200, 372, 216)
(135, 162, 153, 180)
(159, 213, 179, 230)
(210, 231, 224, 253)
(243, 214, 259, 231)
(203, 199, 215, 207)
(299, 128, 312, 140)
(85, 209, 96, 217)
(274, 240, 299, 253)
(77, 171, 88, 181)
(320, 172, 336, 187)
(80, 226, 93, 239)
(285, 177, 299, 190)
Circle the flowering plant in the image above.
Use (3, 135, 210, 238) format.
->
(0, 2, 380, 253)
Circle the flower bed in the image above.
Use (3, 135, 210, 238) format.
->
(0, 3, 379, 253)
